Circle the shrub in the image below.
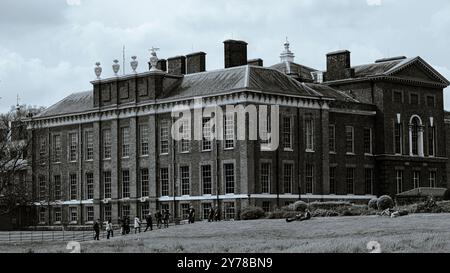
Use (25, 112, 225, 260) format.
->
(308, 201, 352, 211)
(368, 198, 378, 210)
(443, 189, 450, 201)
(377, 195, 394, 210)
(266, 209, 297, 219)
(291, 201, 308, 212)
(311, 209, 339, 217)
(240, 206, 265, 220)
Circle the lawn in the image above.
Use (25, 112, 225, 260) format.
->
(2, 213, 450, 253)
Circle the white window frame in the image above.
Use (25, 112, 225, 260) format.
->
(160, 167, 170, 197)
(180, 166, 190, 196)
(223, 162, 235, 195)
(224, 113, 235, 150)
(85, 130, 94, 161)
(305, 117, 314, 152)
(103, 129, 112, 160)
(345, 126, 355, 155)
(86, 172, 94, 200)
(160, 120, 170, 155)
(140, 124, 149, 156)
(329, 124, 336, 153)
(283, 162, 294, 194)
(396, 170, 404, 194)
(122, 170, 130, 198)
(141, 168, 149, 197)
(201, 164, 213, 195)
(68, 132, 78, 162)
(283, 116, 293, 151)
(363, 128, 373, 155)
(103, 171, 112, 199)
(121, 127, 130, 158)
(260, 161, 271, 194)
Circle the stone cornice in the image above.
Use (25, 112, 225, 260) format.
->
(28, 90, 333, 129)
(324, 75, 448, 89)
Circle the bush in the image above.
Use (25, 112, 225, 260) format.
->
(368, 198, 378, 210)
(240, 206, 265, 220)
(443, 189, 450, 201)
(311, 209, 339, 217)
(308, 201, 352, 211)
(266, 209, 297, 219)
(290, 201, 308, 212)
(377, 195, 394, 210)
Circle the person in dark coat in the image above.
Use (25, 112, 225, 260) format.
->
(144, 213, 153, 232)
(93, 219, 100, 240)
(155, 210, 163, 229)
(163, 209, 171, 228)
(208, 207, 214, 222)
(213, 206, 221, 221)
(125, 216, 131, 234)
(188, 206, 196, 224)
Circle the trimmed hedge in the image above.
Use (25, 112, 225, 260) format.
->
(240, 206, 266, 220)
(377, 195, 394, 210)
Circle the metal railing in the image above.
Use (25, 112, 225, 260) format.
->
(0, 220, 190, 244)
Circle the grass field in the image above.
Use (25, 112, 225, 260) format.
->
(2, 213, 450, 253)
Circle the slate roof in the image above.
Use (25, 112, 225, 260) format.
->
(270, 62, 317, 81)
(35, 91, 94, 118)
(158, 65, 321, 100)
(352, 58, 412, 78)
(35, 65, 355, 118)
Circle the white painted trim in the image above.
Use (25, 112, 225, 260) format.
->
(157, 194, 375, 202)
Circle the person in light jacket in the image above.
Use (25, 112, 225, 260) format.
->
(134, 216, 141, 234)
(106, 219, 113, 239)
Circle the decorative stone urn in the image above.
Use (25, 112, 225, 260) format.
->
(130, 56, 138, 73)
(112, 59, 120, 76)
(94, 62, 102, 79)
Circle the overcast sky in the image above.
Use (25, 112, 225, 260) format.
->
(1, 0, 450, 112)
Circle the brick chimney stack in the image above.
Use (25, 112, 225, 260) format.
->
(186, 52, 206, 74)
(324, 50, 355, 81)
(224, 40, 248, 68)
(167, 56, 186, 75)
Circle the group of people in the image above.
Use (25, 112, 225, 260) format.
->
(207, 206, 221, 222)
(92, 205, 221, 241)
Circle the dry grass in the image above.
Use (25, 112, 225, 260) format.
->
(2, 213, 450, 253)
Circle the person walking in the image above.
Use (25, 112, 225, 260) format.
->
(144, 213, 153, 232)
(106, 219, 113, 239)
(125, 216, 131, 234)
(93, 219, 100, 241)
(213, 206, 221, 222)
(163, 209, 171, 228)
(208, 207, 214, 222)
(155, 210, 163, 229)
(188, 206, 196, 224)
(134, 216, 141, 234)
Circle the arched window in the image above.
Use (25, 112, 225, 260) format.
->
(411, 117, 420, 155)
(409, 115, 424, 157)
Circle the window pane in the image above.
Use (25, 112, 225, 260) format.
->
(202, 165, 212, 195)
(224, 163, 235, 194)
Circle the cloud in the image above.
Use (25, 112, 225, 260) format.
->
(367, 0, 382, 6)
(0, 0, 450, 112)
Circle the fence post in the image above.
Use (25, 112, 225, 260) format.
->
(20, 231, 22, 243)
(9, 231, 11, 243)
(41, 230, 44, 242)
(62, 229, 65, 242)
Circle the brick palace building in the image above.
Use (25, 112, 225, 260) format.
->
(26, 39, 450, 225)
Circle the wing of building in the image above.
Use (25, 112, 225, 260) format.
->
(26, 39, 449, 226)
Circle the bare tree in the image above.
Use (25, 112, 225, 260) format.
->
(0, 105, 45, 216)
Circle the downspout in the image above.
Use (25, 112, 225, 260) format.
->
(297, 106, 302, 201)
